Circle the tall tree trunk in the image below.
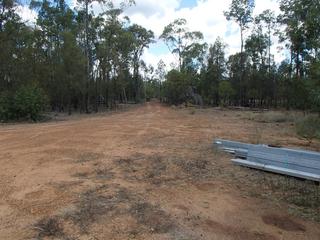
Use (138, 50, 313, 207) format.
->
(95, 70, 98, 113)
(68, 86, 72, 116)
(239, 26, 244, 106)
(105, 70, 110, 108)
(123, 88, 127, 104)
(133, 54, 140, 103)
(84, 0, 90, 113)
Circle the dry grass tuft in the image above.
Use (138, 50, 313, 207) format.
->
(245, 111, 298, 123)
(64, 186, 114, 232)
(76, 152, 104, 163)
(130, 202, 175, 234)
(33, 217, 65, 239)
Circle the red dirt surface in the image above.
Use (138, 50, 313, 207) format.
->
(0, 102, 319, 240)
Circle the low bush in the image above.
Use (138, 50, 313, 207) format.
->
(0, 84, 48, 121)
(163, 70, 189, 105)
(296, 115, 320, 143)
(0, 91, 14, 121)
(14, 84, 48, 121)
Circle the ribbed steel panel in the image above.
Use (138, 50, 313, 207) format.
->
(214, 138, 320, 181)
(232, 159, 320, 182)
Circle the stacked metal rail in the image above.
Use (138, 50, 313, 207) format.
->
(214, 139, 320, 182)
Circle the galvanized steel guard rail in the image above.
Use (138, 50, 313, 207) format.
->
(214, 139, 320, 182)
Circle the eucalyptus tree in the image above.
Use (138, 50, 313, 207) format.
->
(245, 30, 269, 106)
(155, 60, 166, 101)
(224, 0, 255, 57)
(75, 0, 135, 110)
(227, 52, 250, 104)
(30, 0, 83, 111)
(255, 10, 276, 73)
(278, 0, 303, 79)
(245, 29, 268, 69)
(160, 18, 204, 71)
(200, 37, 227, 105)
(0, 0, 17, 31)
(278, 0, 320, 79)
(96, 8, 123, 107)
(224, 0, 255, 105)
(277, 0, 320, 110)
(0, 0, 28, 90)
(128, 24, 154, 102)
(155, 60, 166, 82)
(76, 0, 97, 112)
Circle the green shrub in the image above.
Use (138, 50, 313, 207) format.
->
(219, 81, 235, 105)
(14, 84, 48, 121)
(163, 70, 189, 104)
(0, 91, 14, 121)
(0, 84, 48, 121)
(296, 116, 320, 142)
(310, 88, 320, 114)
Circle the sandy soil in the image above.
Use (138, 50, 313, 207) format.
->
(0, 102, 319, 240)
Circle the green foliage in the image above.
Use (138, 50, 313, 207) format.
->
(160, 18, 204, 71)
(1, 0, 320, 117)
(128, 24, 154, 102)
(309, 61, 320, 114)
(163, 70, 189, 104)
(0, 91, 14, 120)
(279, 0, 320, 79)
(224, 0, 255, 29)
(224, 0, 255, 53)
(296, 116, 320, 142)
(290, 79, 310, 110)
(218, 81, 235, 105)
(245, 29, 268, 66)
(0, 84, 48, 121)
(145, 79, 160, 100)
(200, 37, 226, 105)
(310, 89, 320, 114)
(13, 84, 48, 121)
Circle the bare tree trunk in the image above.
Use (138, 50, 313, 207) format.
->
(123, 88, 127, 104)
(84, 0, 90, 113)
(105, 70, 110, 108)
(68, 91, 72, 116)
(239, 26, 244, 106)
(95, 71, 98, 113)
(133, 56, 140, 103)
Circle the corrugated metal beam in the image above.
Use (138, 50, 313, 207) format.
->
(214, 138, 320, 182)
(232, 159, 320, 182)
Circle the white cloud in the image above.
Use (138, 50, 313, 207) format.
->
(124, 0, 286, 67)
(17, 0, 286, 68)
(142, 48, 175, 71)
(17, 5, 37, 25)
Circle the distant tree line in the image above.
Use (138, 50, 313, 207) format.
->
(159, 0, 320, 114)
(0, 0, 154, 120)
(0, 0, 320, 121)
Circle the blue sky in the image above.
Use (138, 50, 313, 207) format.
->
(178, 0, 198, 10)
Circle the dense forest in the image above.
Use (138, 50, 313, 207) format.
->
(0, 0, 320, 121)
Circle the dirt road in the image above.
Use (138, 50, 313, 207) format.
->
(0, 102, 319, 240)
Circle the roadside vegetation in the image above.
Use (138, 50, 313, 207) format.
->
(1, 0, 320, 122)
(296, 116, 320, 143)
